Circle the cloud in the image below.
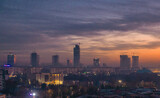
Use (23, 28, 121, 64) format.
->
(97, 41, 160, 51)
(1, 0, 160, 64)
(1, 0, 160, 38)
(1, 0, 160, 43)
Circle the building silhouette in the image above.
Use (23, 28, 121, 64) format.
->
(67, 59, 72, 66)
(52, 55, 59, 66)
(93, 58, 100, 67)
(0, 69, 7, 90)
(7, 53, 16, 66)
(132, 56, 139, 68)
(31, 52, 39, 67)
(103, 63, 107, 67)
(73, 44, 80, 66)
(120, 55, 131, 68)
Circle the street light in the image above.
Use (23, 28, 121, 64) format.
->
(118, 80, 122, 83)
(30, 92, 36, 98)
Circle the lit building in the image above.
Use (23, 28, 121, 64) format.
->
(93, 58, 100, 66)
(4, 67, 25, 75)
(120, 55, 131, 68)
(73, 44, 80, 66)
(67, 59, 72, 66)
(2, 66, 115, 77)
(7, 53, 16, 66)
(132, 56, 139, 68)
(36, 73, 63, 85)
(31, 52, 39, 67)
(52, 55, 59, 66)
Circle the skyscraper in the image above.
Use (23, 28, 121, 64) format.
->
(73, 44, 80, 66)
(52, 55, 59, 66)
(31, 52, 39, 67)
(120, 55, 131, 68)
(132, 56, 139, 68)
(7, 53, 16, 66)
(93, 58, 100, 67)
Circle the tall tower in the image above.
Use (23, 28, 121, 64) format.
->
(132, 56, 139, 68)
(93, 58, 100, 67)
(31, 52, 39, 67)
(7, 53, 16, 66)
(73, 44, 80, 67)
(120, 55, 131, 68)
(52, 55, 59, 66)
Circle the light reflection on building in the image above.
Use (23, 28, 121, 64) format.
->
(36, 73, 63, 85)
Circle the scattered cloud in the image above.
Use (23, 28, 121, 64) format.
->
(1, 0, 160, 65)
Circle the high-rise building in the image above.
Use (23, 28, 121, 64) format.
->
(52, 55, 59, 66)
(93, 58, 100, 66)
(120, 55, 131, 68)
(0, 69, 8, 90)
(73, 44, 80, 66)
(31, 52, 39, 67)
(7, 53, 16, 66)
(132, 56, 139, 68)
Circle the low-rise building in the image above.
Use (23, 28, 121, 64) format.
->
(36, 73, 63, 85)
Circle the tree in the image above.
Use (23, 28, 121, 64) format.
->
(4, 79, 18, 95)
(41, 83, 47, 90)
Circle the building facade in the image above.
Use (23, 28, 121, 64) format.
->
(36, 73, 63, 85)
(31, 52, 39, 67)
(52, 55, 59, 66)
(0, 69, 6, 91)
(7, 54, 16, 66)
(120, 55, 131, 68)
(73, 44, 80, 66)
(132, 56, 139, 68)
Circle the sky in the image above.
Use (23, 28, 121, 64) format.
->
(1, 0, 160, 66)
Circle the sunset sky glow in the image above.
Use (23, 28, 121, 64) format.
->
(1, 0, 160, 66)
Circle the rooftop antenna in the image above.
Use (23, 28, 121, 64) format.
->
(74, 43, 81, 46)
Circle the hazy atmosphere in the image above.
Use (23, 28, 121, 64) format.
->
(1, 0, 160, 66)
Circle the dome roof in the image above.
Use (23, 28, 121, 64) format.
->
(136, 68, 152, 73)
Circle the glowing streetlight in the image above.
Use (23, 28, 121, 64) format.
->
(30, 92, 36, 98)
(118, 80, 122, 83)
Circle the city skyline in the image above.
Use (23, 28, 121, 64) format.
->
(1, 46, 140, 67)
(1, 1, 160, 98)
(0, 42, 158, 67)
(1, 0, 160, 66)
